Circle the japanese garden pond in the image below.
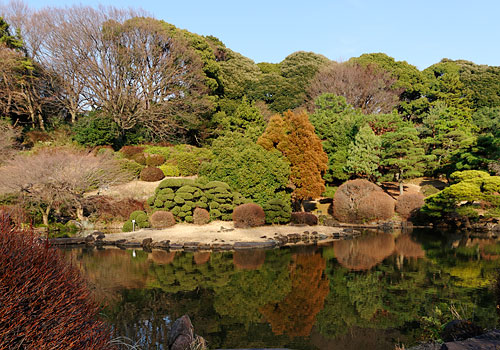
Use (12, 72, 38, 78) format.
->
(63, 228, 500, 350)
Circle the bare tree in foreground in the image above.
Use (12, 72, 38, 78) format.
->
(0, 148, 132, 225)
(308, 62, 402, 114)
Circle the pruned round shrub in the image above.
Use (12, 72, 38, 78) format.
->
(290, 212, 318, 226)
(159, 164, 180, 177)
(176, 152, 199, 176)
(333, 179, 384, 223)
(357, 191, 395, 222)
(396, 192, 425, 219)
(193, 208, 210, 225)
(158, 178, 197, 189)
(119, 145, 145, 158)
(0, 219, 114, 349)
(146, 154, 166, 167)
(232, 203, 266, 228)
(263, 199, 291, 224)
(130, 152, 146, 165)
(150, 210, 176, 228)
(123, 210, 150, 231)
(140, 167, 165, 182)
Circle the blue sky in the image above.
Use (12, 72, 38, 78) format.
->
(12, 0, 500, 70)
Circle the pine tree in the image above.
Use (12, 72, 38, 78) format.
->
(258, 110, 327, 208)
(344, 124, 381, 180)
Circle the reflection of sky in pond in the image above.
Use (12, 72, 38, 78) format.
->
(64, 229, 500, 350)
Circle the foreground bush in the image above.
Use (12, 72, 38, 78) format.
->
(396, 192, 425, 219)
(193, 208, 210, 225)
(290, 212, 318, 226)
(150, 210, 176, 228)
(0, 215, 115, 349)
(333, 179, 393, 223)
(123, 210, 150, 232)
(140, 167, 165, 182)
(232, 203, 266, 228)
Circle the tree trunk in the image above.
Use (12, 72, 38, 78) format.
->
(40, 206, 51, 226)
(399, 181, 404, 196)
(75, 203, 85, 221)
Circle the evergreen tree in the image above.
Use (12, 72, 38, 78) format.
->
(258, 110, 327, 208)
(381, 124, 429, 195)
(344, 124, 381, 180)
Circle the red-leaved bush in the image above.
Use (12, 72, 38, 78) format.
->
(232, 203, 266, 228)
(146, 154, 166, 167)
(140, 167, 165, 182)
(357, 191, 395, 222)
(84, 195, 144, 222)
(150, 210, 176, 228)
(193, 207, 210, 225)
(119, 145, 145, 158)
(290, 212, 318, 226)
(395, 192, 425, 219)
(0, 214, 115, 349)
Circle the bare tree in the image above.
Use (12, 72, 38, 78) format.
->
(307, 62, 402, 114)
(0, 148, 132, 225)
(0, 120, 19, 163)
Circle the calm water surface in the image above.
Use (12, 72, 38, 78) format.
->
(64, 229, 500, 350)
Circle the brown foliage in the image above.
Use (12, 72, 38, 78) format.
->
(232, 203, 266, 228)
(193, 252, 211, 265)
(258, 110, 327, 201)
(150, 210, 176, 229)
(290, 212, 318, 225)
(0, 148, 131, 225)
(357, 191, 395, 222)
(0, 205, 29, 227)
(0, 215, 115, 349)
(395, 192, 425, 219)
(233, 250, 266, 270)
(146, 153, 166, 167)
(395, 234, 425, 259)
(193, 207, 210, 225)
(131, 152, 147, 165)
(334, 232, 395, 270)
(84, 195, 144, 222)
(120, 145, 145, 158)
(150, 250, 176, 265)
(140, 167, 165, 182)
(333, 179, 393, 223)
(308, 62, 402, 114)
(260, 253, 329, 337)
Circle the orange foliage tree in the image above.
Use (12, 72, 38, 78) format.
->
(258, 110, 327, 209)
(259, 252, 329, 337)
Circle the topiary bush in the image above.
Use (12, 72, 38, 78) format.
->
(146, 154, 166, 167)
(396, 192, 425, 219)
(150, 210, 176, 228)
(333, 179, 386, 224)
(263, 199, 292, 224)
(140, 167, 165, 182)
(357, 191, 395, 222)
(232, 203, 266, 228)
(131, 152, 147, 165)
(175, 152, 200, 176)
(159, 164, 181, 177)
(290, 212, 318, 226)
(119, 145, 145, 159)
(193, 208, 210, 225)
(123, 210, 150, 231)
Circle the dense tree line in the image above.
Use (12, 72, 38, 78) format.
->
(0, 1, 499, 223)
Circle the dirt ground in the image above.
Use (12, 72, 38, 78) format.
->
(105, 220, 344, 245)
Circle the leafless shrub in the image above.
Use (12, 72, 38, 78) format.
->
(396, 192, 425, 219)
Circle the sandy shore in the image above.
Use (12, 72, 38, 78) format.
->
(104, 220, 345, 245)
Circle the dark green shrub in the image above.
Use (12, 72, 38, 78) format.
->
(140, 167, 165, 182)
(193, 208, 210, 224)
(146, 154, 166, 167)
(129, 210, 150, 228)
(150, 211, 176, 228)
(290, 212, 318, 226)
(120, 145, 145, 159)
(73, 112, 120, 147)
(233, 203, 266, 228)
(263, 199, 292, 224)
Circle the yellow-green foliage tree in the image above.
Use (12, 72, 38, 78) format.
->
(258, 110, 327, 209)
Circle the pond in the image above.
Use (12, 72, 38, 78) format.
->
(64, 229, 500, 350)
